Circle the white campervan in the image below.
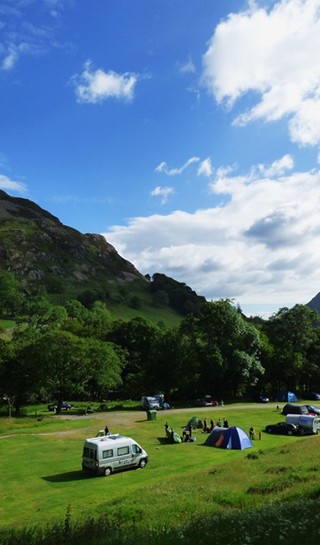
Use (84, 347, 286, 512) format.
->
(285, 414, 320, 435)
(82, 434, 148, 476)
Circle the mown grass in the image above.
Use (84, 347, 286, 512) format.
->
(1, 404, 320, 544)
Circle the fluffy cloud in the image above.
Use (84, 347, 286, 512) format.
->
(202, 0, 320, 146)
(72, 61, 138, 103)
(150, 186, 174, 204)
(155, 157, 200, 176)
(0, 174, 26, 193)
(197, 157, 213, 177)
(104, 156, 320, 316)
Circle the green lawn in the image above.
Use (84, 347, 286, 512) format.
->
(0, 404, 320, 534)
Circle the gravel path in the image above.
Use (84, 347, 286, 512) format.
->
(0, 403, 282, 440)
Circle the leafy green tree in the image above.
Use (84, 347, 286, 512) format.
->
(143, 327, 187, 398)
(82, 337, 124, 399)
(63, 300, 111, 339)
(195, 300, 264, 398)
(16, 296, 67, 331)
(0, 270, 21, 316)
(0, 337, 45, 414)
(264, 304, 320, 392)
(108, 317, 161, 397)
(27, 330, 122, 411)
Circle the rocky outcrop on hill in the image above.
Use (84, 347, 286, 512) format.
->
(307, 292, 320, 313)
(0, 190, 143, 292)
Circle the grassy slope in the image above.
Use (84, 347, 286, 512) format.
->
(0, 404, 320, 532)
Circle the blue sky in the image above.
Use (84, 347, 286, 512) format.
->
(1, 0, 320, 317)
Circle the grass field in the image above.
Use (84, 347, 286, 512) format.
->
(1, 402, 320, 536)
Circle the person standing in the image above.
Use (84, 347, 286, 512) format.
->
(249, 426, 255, 440)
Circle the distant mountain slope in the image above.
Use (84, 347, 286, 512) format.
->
(0, 189, 144, 293)
(307, 292, 320, 313)
(0, 190, 206, 318)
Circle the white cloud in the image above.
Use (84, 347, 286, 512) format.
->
(197, 157, 213, 177)
(103, 156, 320, 316)
(150, 186, 174, 204)
(155, 156, 200, 176)
(202, 0, 320, 146)
(0, 2, 70, 71)
(179, 56, 196, 74)
(1, 48, 18, 71)
(1, 43, 31, 71)
(0, 174, 27, 193)
(72, 61, 138, 103)
(256, 154, 294, 177)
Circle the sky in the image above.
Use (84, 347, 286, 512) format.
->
(1, 0, 320, 318)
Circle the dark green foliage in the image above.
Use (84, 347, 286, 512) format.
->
(1, 497, 320, 545)
(150, 273, 206, 316)
(0, 270, 22, 315)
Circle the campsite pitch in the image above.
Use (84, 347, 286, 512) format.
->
(1, 404, 320, 534)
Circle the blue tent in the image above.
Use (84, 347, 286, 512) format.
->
(275, 391, 298, 402)
(205, 426, 252, 450)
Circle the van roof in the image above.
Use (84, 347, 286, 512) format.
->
(85, 434, 132, 444)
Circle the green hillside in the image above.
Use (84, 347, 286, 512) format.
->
(0, 190, 206, 325)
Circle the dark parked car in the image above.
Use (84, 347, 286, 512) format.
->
(304, 392, 320, 401)
(281, 403, 309, 416)
(192, 395, 218, 407)
(48, 402, 73, 411)
(305, 404, 320, 415)
(265, 422, 298, 435)
(252, 393, 269, 403)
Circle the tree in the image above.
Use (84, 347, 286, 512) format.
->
(0, 337, 46, 415)
(108, 317, 161, 397)
(143, 327, 186, 398)
(0, 270, 21, 316)
(16, 296, 67, 331)
(80, 337, 124, 399)
(196, 300, 264, 398)
(264, 304, 320, 392)
(63, 300, 112, 339)
(27, 330, 123, 410)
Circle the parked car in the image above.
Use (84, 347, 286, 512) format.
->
(153, 394, 171, 409)
(140, 396, 160, 410)
(252, 393, 269, 403)
(192, 394, 218, 407)
(304, 392, 320, 401)
(48, 401, 73, 411)
(281, 403, 309, 416)
(265, 422, 299, 435)
(305, 404, 320, 415)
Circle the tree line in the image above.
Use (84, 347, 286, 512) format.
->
(1, 270, 320, 414)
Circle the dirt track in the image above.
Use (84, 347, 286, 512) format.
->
(0, 403, 282, 439)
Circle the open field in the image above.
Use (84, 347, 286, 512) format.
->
(1, 402, 320, 537)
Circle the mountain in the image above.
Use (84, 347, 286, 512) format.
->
(0, 190, 206, 318)
(307, 293, 320, 313)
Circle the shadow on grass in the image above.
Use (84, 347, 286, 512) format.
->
(157, 437, 170, 444)
(42, 470, 90, 483)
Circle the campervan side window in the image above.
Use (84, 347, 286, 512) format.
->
(117, 446, 129, 456)
(132, 444, 142, 454)
(102, 449, 113, 459)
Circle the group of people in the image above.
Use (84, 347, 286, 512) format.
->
(203, 417, 229, 433)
